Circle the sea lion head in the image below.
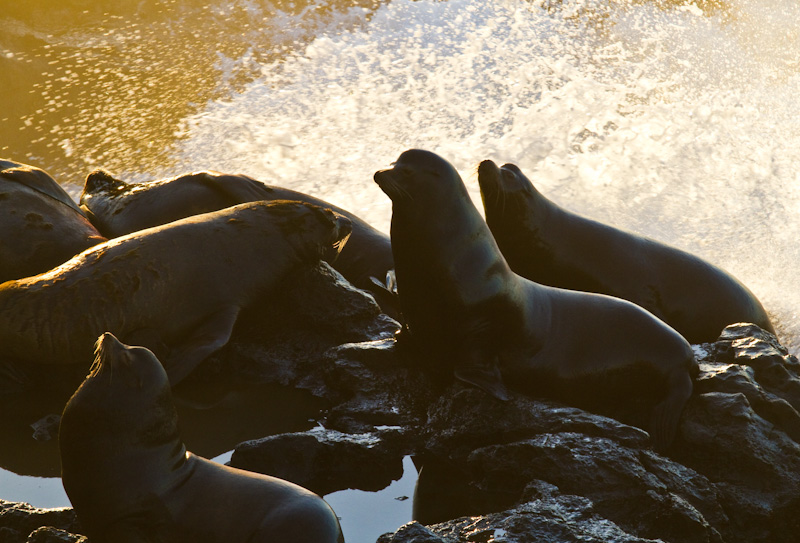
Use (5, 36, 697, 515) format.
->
(477, 160, 537, 209)
(60, 332, 179, 449)
(374, 149, 469, 216)
(251, 200, 352, 263)
(79, 171, 133, 231)
(81, 170, 129, 199)
(477, 160, 546, 236)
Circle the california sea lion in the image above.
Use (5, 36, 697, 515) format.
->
(79, 169, 397, 317)
(0, 159, 105, 283)
(477, 160, 775, 344)
(0, 200, 351, 384)
(374, 149, 696, 449)
(60, 332, 344, 543)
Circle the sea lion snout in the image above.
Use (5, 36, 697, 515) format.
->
(88, 332, 129, 378)
(477, 159, 500, 183)
(373, 168, 396, 191)
(477, 160, 502, 198)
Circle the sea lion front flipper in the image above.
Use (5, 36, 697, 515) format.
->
(649, 367, 694, 451)
(454, 353, 510, 401)
(163, 305, 241, 385)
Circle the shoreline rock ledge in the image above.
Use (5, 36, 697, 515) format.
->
(1, 265, 798, 543)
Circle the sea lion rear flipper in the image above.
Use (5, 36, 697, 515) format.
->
(163, 305, 241, 385)
(454, 354, 510, 401)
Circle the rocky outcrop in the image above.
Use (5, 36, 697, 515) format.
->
(2, 259, 798, 543)
(0, 501, 81, 543)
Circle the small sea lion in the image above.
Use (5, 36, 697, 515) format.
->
(374, 149, 696, 449)
(477, 160, 775, 344)
(79, 169, 397, 317)
(0, 200, 351, 384)
(59, 332, 344, 543)
(0, 159, 105, 283)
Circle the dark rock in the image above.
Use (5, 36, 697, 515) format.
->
(30, 415, 60, 443)
(379, 494, 666, 543)
(418, 388, 725, 543)
(0, 501, 81, 543)
(5, 261, 800, 543)
(25, 527, 86, 543)
(192, 261, 399, 392)
(230, 426, 411, 496)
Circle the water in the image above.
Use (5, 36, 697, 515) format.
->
(1, 0, 796, 351)
(1, 0, 799, 540)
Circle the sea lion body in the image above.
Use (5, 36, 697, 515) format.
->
(477, 160, 774, 344)
(59, 333, 344, 543)
(0, 159, 105, 283)
(79, 170, 396, 316)
(374, 150, 695, 449)
(0, 200, 351, 384)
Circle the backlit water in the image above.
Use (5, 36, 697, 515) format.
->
(1, 0, 798, 540)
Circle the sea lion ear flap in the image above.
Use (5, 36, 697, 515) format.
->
(454, 355, 510, 401)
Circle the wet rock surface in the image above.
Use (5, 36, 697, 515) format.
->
(2, 259, 799, 543)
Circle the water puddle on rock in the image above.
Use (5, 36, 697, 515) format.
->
(0, 381, 416, 542)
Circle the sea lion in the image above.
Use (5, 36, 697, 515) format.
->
(79, 169, 397, 317)
(0, 159, 105, 283)
(477, 160, 775, 344)
(0, 200, 351, 384)
(374, 149, 696, 449)
(59, 332, 344, 543)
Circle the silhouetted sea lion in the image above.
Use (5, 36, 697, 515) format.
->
(374, 149, 696, 449)
(0, 159, 105, 283)
(477, 160, 775, 344)
(59, 332, 344, 543)
(79, 169, 397, 317)
(0, 201, 351, 384)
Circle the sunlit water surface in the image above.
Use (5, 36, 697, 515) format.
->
(1, 0, 799, 540)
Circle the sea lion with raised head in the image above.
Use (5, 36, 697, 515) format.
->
(374, 149, 696, 449)
(0, 159, 105, 283)
(0, 200, 351, 384)
(79, 169, 397, 317)
(60, 332, 344, 543)
(477, 160, 774, 344)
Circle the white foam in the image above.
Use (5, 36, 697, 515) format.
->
(161, 0, 799, 353)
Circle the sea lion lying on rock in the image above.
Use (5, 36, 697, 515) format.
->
(59, 332, 344, 543)
(374, 149, 696, 449)
(0, 159, 105, 283)
(79, 169, 397, 317)
(477, 160, 775, 344)
(0, 200, 351, 384)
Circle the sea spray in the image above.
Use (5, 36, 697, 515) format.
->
(160, 0, 799, 352)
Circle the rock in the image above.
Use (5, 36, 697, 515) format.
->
(378, 493, 666, 543)
(230, 426, 411, 496)
(0, 501, 81, 543)
(29, 415, 60, 443)
(190, 261, 399, 392)
(5, 271, 800, 543)
(25, 527, 87, 543)
(381, 324, 800, 543)
(416, 388, 725, 543)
